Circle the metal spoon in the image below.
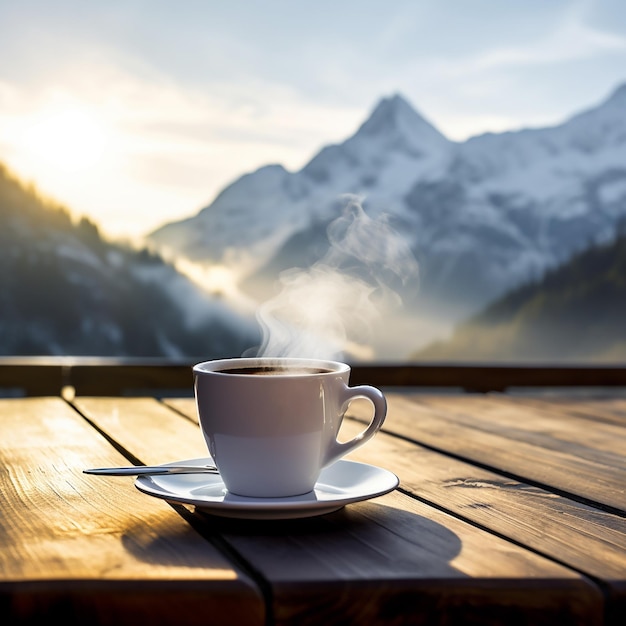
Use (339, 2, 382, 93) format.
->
(83, 464, 219, 476)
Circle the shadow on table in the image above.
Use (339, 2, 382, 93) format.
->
(120, 500, 597, 625)
(120, 498, 462, 578)
(196, 499, 464, 580)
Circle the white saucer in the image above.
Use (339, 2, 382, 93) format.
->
(135, 458, 399, 520)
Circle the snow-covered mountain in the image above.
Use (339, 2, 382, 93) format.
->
(148, 84, 626, 357)
(150, 94, 450, 273)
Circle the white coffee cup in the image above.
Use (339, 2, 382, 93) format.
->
(193, 357, 387, 498)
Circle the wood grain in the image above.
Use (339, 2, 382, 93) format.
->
(507, 394, 626, 427)
(340, 419, 626, 577)
(0, 397, 264, 626)
(81, 397, 603, 626)
(414, 393, 626, 459)
(377, 392, 626, 513)
(344, 393, 626, 626)
(72, 396, 208, 463)
(163, 397, 626, 579)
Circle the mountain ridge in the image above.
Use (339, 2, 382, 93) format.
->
(0, 164, 259, 358)
(148, 81, 626, 358)
(414, 229, 626, 363)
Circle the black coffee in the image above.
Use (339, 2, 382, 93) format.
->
(218, 366, 331, 376)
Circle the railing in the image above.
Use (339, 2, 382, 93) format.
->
(3, 357, 626, 396)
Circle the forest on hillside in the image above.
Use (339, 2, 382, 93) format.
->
(4, 157, 626, 363)
(415, 229, 626, 362)
(0, 164, 258, 357)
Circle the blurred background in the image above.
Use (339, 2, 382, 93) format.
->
(1, 0, 626, 363)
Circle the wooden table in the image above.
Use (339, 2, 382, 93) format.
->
(1, 380, 625, 625)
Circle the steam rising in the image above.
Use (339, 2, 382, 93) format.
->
(252, 196, 419, 361)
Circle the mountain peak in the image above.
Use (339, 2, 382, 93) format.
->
(361, 93, 429, 132)
(559, 80, 626, 151)
(356, 92, 449, 153)
(371, 93, 415, 117)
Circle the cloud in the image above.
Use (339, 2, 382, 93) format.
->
(2, 0, 625, 237)
(449, 8, 626, 75)
(0, 57, 364, 238)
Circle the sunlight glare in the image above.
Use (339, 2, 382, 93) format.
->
(20, 105, 108, 174)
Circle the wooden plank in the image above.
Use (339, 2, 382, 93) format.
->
(163, 397, 199, 422)
(213, 491, 601, 626)
(351, 363, 626, 391)
(72, 396, 208, 463)
(379, 393, 626, 513)
(166, 395, 626, 623)
(344, 417, 626, 622)
(0, 359, 65, 396)
(0, 397, 264, 626)
(507, 394, 626, 427)
(81, 397, 603, 626)
(172, 391, 626, 624)
(414, 393, 626, 464)
(6, 358, 626, 395)
(70, 364, 195, 396)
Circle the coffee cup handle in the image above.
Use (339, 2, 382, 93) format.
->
(323, 384, 387, 467)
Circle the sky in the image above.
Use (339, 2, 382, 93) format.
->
(1, 0, 625, 241)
